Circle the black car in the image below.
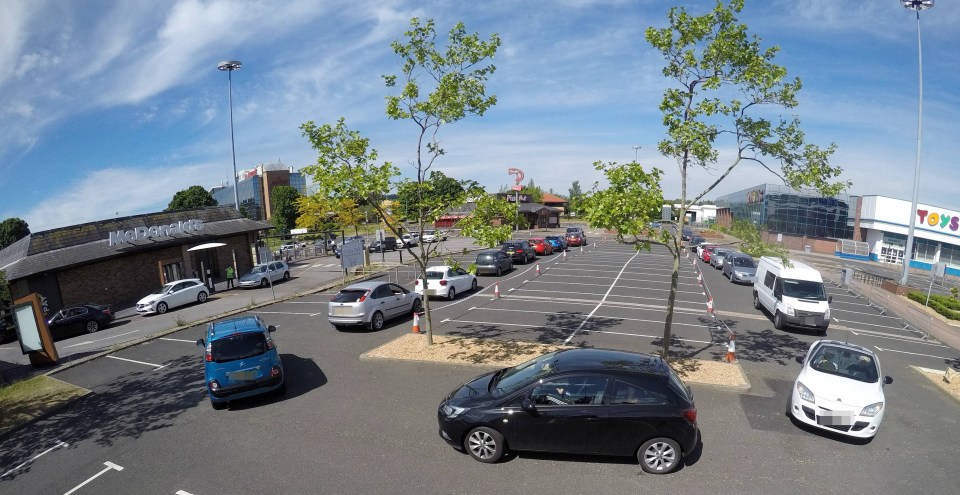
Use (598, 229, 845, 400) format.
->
(368, 237, 398, 252)
(688, 236, 706, 251)
(500, 240, 537, 264)
(437, 348, 699, 473)
(475, 249, 513, 276)
(47, 304, 115, 337)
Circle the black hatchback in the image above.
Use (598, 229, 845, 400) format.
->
(437, 348, 699, 473)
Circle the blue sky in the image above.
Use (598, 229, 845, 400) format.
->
(2, 0, 959, 232)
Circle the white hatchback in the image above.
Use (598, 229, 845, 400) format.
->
(414, 265, 477, 300)
(136, 279, 208, 315)
(788, 340, 892, 439)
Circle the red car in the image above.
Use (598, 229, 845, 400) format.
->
(529, 238, 553, 255)
(701, 245, 717, 263)
(566, 233, 584, 247)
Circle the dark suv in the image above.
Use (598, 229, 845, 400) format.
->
(368, 237, 398, 252)
(437, 348, 699, 473)
(500, 240, 537, 264)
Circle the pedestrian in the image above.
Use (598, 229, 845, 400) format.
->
(225, 265, 235, 289)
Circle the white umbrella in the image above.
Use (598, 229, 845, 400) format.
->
(187, 242, 227, 251)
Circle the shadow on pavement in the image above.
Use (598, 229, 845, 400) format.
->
(225, 353, 327, 411)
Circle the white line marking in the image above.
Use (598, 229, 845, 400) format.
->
(107, 355, 165, 369)
(64, 329, 142, 348)
(282, 301, 329, 304)
(913, 366, 945, 374)
(874, 346, 955, 360)
(64, 461, 124, 495)
(252, 311, 317, 315)
(159, 338, 197, 343)
(587, 330, 713, 345)
(446, 320, 551, 329)
(1, 440, 68, 478)
(845, 328, 945, 346)
(564, 251, 641, 344)
(177, 491, 195, 495)
(441, 318, 450, 323)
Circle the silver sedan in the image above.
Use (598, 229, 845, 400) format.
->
(328, 281, 423, 331)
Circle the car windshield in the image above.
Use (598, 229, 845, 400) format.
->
(249, 265, 268, 274)
(492, 351, 560, 397)
(210, 332, 269, 363)
(151, 286, 172, 295)
(781, 279, 827, 300)
(332, 289, 367, 303)
(811, 346, 879, 383)
(734, 257, 756, 267)
(426, 271, 445, 279)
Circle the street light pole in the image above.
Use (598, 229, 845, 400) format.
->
(218, 60, 243, 212)
(632, 145, 641, 163)
(899, 1, 933, 286)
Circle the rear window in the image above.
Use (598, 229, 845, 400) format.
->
(210, 332, 268, 363)
(333, 289, 367, 302)
(426, 271, 445, 279)
(566, 228, 579, 233)
(503, 243, 521, 249)
(478, 254, 495, 262)
(734, 257, 756, 267)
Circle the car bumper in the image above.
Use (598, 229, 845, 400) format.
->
(731, 273, 756, 284)
(790, 389, 883, 438)
(209, 374, 284, 402)
(475, 265, 502, 275)
(782, 313, 829, 329)
(328, 315, 368, 326)
(135, 305, 157, 314)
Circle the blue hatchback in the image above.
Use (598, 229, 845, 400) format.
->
(196, 316, 285, 410)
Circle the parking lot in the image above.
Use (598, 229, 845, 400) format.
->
(2, 231, 959, 494)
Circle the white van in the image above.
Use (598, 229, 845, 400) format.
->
(752, 257, 832, 334)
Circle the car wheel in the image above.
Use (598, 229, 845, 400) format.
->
(465, 426, 505, 463)
(156, 302, 168, 314)
(412, 298, 423, 315)
(471, 279, 478, 292)
(197, 291, 208, 303)
(496, 267, 502, 277)
(448, 287, 456, 300)
(260, 278, 269, 288)
(370, 311, 385, 331)
(283, 271, 290, 280)
(774, 311, 784, 330)
(753, 292, 761, 310)
(211, 399, 228, 411)
(522, 254, 528, 264)
(638, 437, 682, 474)
(85, 320, 100, 333)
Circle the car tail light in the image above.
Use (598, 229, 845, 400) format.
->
(330, 294, 339, 301)
(270, 365, 282, 377)
(682, 408, 697, 425)
(439, 280, 448, 286)
(358, 291, 370, 302)
(208, 379, 220, 391)
(415, 279, 420, 285)
(102, 308, 112, 315)
(204, 342, 213, 362)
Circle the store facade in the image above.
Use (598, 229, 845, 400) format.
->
(858, 195, 960, 273)
(0, 207, 271, 316)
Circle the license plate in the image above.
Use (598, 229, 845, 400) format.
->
(333, 306, 352, 316)
(423, 289, 436, 296)
(817, 411, 853, 426)
(803, 317, 815, 326)
(229, 369, 257, 381)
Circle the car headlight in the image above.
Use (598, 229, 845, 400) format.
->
(782, 303, 795, 316)
(797, 381, 815, 403)
(441, 404, 469, 418)
(823, 308, 831, 320)
(860, 402, 884, 417)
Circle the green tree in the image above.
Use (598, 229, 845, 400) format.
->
(644, 0, 849, 359)
(0, 218, 30, 250)
(730, 218, 789, 261)
(459, 194, 521, 248)
(519, 178, 543, 204)
(0, 270, 11, 311)
(167, 186, 217, 211)
(302, 18, 501, 344)
(394, 171, 468, 222)
(568, 181, 584, 216)
(270, 186, 301, 235)
(581, 162, 665, 246)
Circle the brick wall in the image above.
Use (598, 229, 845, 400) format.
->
(760, 231, 837, 254)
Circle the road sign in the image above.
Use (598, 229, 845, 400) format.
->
(340, 237, 365, 270)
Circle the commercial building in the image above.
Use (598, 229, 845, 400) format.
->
(858, 195, 960, 272)
(0, 207, 271, 316)
(211, 162, 307, 221)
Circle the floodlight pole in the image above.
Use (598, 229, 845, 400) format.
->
(218, 60, 243, 212)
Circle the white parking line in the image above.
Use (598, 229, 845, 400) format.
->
(64, 329, 142, 348)
(445, 319, 548, 329)
(564, 251, 641, 344)
(1, 440, 68, 478)
(587, 329, 713, 345)
(107, 355, 166, 370)
(159, 338, 197, 343)
(177, 491, 195, 495)
(829, 307, 901, 320)
(874, 346, 955, 361)
(252, 311, 317, 315)
(64, 461, 124, 495)
(848, 329, 947, 347)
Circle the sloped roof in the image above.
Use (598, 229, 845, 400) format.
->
(541, 193, 568, 204)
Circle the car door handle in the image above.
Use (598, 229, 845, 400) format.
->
(584, 416, 600, 421)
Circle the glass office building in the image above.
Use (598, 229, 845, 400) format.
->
(212, 176, 265, 221)
(210, 163, 307, 221)
(716, 184, 856, 239)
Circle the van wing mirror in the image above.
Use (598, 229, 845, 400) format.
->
(196, 338, 205, 348)
(268, 325, 277, 333)
(828, 295, 833, 304)
(795, 356, 804, 365)
(884, 376, 893, 385)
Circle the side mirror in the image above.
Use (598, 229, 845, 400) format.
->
(521, 398, 538, 415)
(774, 289, 782, 300)
(828, 295, 833, 304)
(196, 338, 205, 348)
(795, 356, 804, 365)
(268, 325, 276, 333)
(884, 376, 893, 385)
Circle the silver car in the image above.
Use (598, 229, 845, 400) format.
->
(328, 281, 423, 331)
(723, 253, 757, 284)
(710, 248, 732, 269)
(238, 261, 290, 288)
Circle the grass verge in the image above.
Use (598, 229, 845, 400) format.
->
(0, 376, 90, 436)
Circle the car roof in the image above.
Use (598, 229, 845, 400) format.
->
(341, 281, 390, 290)
(426, 265, 454, 271)
(208, 316, 264, 339)
(552, 348, 668, 375)
(814, 339, 877, 357)
(478, 249, 502, 254)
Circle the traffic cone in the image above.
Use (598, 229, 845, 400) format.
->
(697, 273, 703, 286)
(494, 282, 501, 299)
(536, 262, 541, 275)
(411, 311, 421, 334)
(580, 245, 583, 254)
(725, 332, 737, 362)
(563, 250, 567, 260)
(706, 296, 714, 314)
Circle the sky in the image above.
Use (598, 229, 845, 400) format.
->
(2, 0, 959, 232)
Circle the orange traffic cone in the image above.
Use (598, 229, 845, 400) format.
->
(536, 262, 541, 275)
(697, 273, 703, 286)
(411, 311, 421, 334)
(706, 296, 714, 314)
(725, 332, 737, 362)
(494, 282, 501, 299)
(563, 250, 567, 260)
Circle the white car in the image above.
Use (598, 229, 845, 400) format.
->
(414, 265, 477, 300)
(238, 261, 291, 288)
(421, 230, 447, 243)
(136, 279, 208, 315)
(787, 340, 892, 439)
(401, 234, 419, 247)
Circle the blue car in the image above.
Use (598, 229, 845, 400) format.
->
(196, 315, 285, 410)
(544, 235, 566, 251)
